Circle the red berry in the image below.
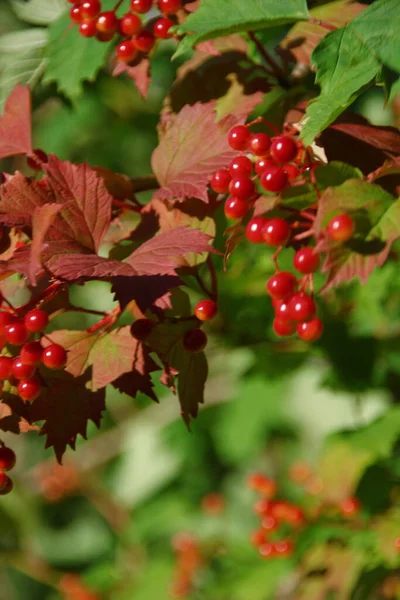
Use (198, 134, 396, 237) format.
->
(283, 163, 300, 182)
(80, 0, 101, 19)
(270, 136, 298, 163)
(0, 446, 16, 471)
(327, 213, 355, 242)
(224, 196, 248, 220)
(255, 157, 276, 176)
(96, 30, 115, 41)
(249, 133, 271, 156)
(250, 529, 266, 547)
(42, 344, 67, 370)
(130, 0, 153, 13)
(116, 40, 137, 62)
(273, 318, 296, 337)
(0, 356, 12, 380)
(228, 126, 250, 151)
(228, 156, 253, 178)
(273, 539, 294, 557)
(18, 376, 41, 402)
(293, 247, 320, 274)
(229, 177, 255, 201)
(119, 12, 142, 36)
(27, 149, 48, 171)
(245, 217, 268, 244)
(24, 309, 49, 333)
(288, 292, 316, 322)
(12, 358, 36, 380)
(194, 300, 217, 321)
(274, 300, 292, 321)
(297, 317, 323, 342)
(267, 272, 297, 300)
(259, 542, 275, 559)
(340, 497, 360, 518)
(130, 318, 155, 340)
(260, 166, 288, 193)
(70, 5, 83, 23)
(4, 321, 29, 346)
(158, 0, 182, 14)
(21, 341, 43, 366)
(210, 169, 231, 194)
(0, 311, 15, 333)
(263, 218, 291, 246)
(154, 17, 174, 39)
(183, 329, 207, 353)
(96, 11, 118, 33)
(134, 29, 155, 52)
(79, 20, 98, 37)
(0, 474, 13, 495)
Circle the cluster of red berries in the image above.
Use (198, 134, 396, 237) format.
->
(0, 443, 16, 496)
(0, 308, 67, 403)
(68, 0, 181, 64)
(170, 532, 202, 598)
(210, 123, 357, 342)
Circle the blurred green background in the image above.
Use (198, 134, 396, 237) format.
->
(1, 1, 400, 599)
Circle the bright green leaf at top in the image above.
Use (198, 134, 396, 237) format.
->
(174, 0, 309, 58)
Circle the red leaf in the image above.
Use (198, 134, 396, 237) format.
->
(330, 122, 400, 155)
(113, 58, 151, 98)
(111, 274, 181, 312)
(30, 203, 62, 285)
(112, 344, 159, 402)
(0, 173, 54, 227)
(0, 85, 32, 159)
(44, 253, 135, 280)
(30, 372, 106, 463)
(151, 101, 248, 202)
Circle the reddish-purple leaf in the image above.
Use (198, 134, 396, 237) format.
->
(44, 253, 135, 280)
(0, 85, 32, 158)
(111, 274, 181, 312)
(30, 372, 106, 463)
(330, 122, 400, 155)
(30, 203, 62, 285)
(0, 246, 34, 280)
(253, 195, 280, 217)
(112, 344, 159, 402)
(113, 58, 151, 98)
(0, 172, 54, 227)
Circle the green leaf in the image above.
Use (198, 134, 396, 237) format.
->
(301, 0, 400, 144)
(174, 0, 309, 58)
(11, 0, 65, 25)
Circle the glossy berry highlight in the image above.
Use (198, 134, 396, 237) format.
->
(131, 0, 153, 12)
(293, 247, 320, 274)
(228, 126, 250, 151)
(0, 446, 16, 471)
(154, 17, 174, 39)
(194, 300, 218, 322)
(249, 133, 271, 156)
(158, 0, 182, 14)
(263, 218, 291, 247)
(210, 169, 231, 194)
(18, 376, 41, 402)
(297, 317, 323, 342)
(246, 217, 268, 244)
(117, 40, 137, 62)
(224, 196, 248, 220)
(80, 0, 101, 19)
(119, 12, 142, 36)
(42, 344, 67, 370)
(229, 176, 255, 201)
(96, 11, 118, 34)
(267, 272, 297, 300)
(327, 213, 355, 242)
(270, 136, 298, 163)
(228, 156, 253, 178)
(288, 292, 316, 322)
(12, 358, 36, 381)
(24, 309, 49, 333)
(260, 166, 288, 193)
(4, 322, 29, 346)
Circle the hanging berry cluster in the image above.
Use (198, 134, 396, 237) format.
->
(0, 443, 16, 496)
(68, 0, 182, 65)
(0, 308, 67, 403)
(170, 532, 202, 598)
(210, 123, 357, 343)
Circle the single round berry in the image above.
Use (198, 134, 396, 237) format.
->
(228, 126, 250, 151)
(18, 376, 41, 402)
(297, 317, 323, 342)
(0, 446, 16, 471)
(229, 176, 255, 201)
(293, 247, 320, 274)
(263, 218, 291, 247)
(153, 17, 174, 39)
(274, 300, 291, 321)
(273, 539, 294, 557)
(194, 300, 217, 322)
(210, 169, 231, 194)
(288, 292, 316, 322)
(80, 0, 101, 19)
(70, 5, 83, 23)
(270, 136, 298, 163)
(224, 196, 248, 220)
(228, 156, 253, 178)
(340, 497, 361, 518)
(27, 149, 48, 171)
(327, 213, 355, 242)
(259, 542, 275, 559)
(255, 157, 276, 176)
(0, 474, 13, 495)
(116, 40, 138, 62)
(0, 356, 13, 380)
(79, 20, 98, 37)
(21, 341, 43, 366)
(249, 133, 271, 156)
(0, 311, 15, 333)
(158, 0, 182, 14)
(267, 272, 297, 300)
(260, 166, 288, 193)
(262, 515, 278, 532)
(12, 358, 36, 381)
(130, 0, 153, 13)
(245, 217, 268, 244)
(283, 163, 300, 182)
(183, 328, 207, 353)
(24, 309, 49, 333)
(96, 11, 119, 34)
(96, 29, 115, 41)
(130, 318, 155, 341)
(4, 321, 29, 346)
(42, 344, 67, 370)
(119, 12, 142, 36)
(134, 29, 155, 52)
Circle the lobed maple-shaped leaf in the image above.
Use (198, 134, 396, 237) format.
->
(44, 326, 145, 392)
(152, 101, 252, 203)
(112, 343, 160, 402)
(113, 58, 151, 98)
(0, 172, 54, 227)
(44, 252, 135, 281)
(111, 274, 181, 312)
(0, 85, 32, 159)
(29, 203, 62, 285)
(30, 372, 106, 463)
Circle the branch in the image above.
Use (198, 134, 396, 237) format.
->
(130, 175, 159, 193)
(308, 17, 337, 31)
(248, 32, 289, 87)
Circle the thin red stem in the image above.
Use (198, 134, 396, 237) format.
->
(247, 116, 281, 136)
(308, 17, 337, 31)
(112, 198, 141, 213)
(15, 281, 64, 315)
